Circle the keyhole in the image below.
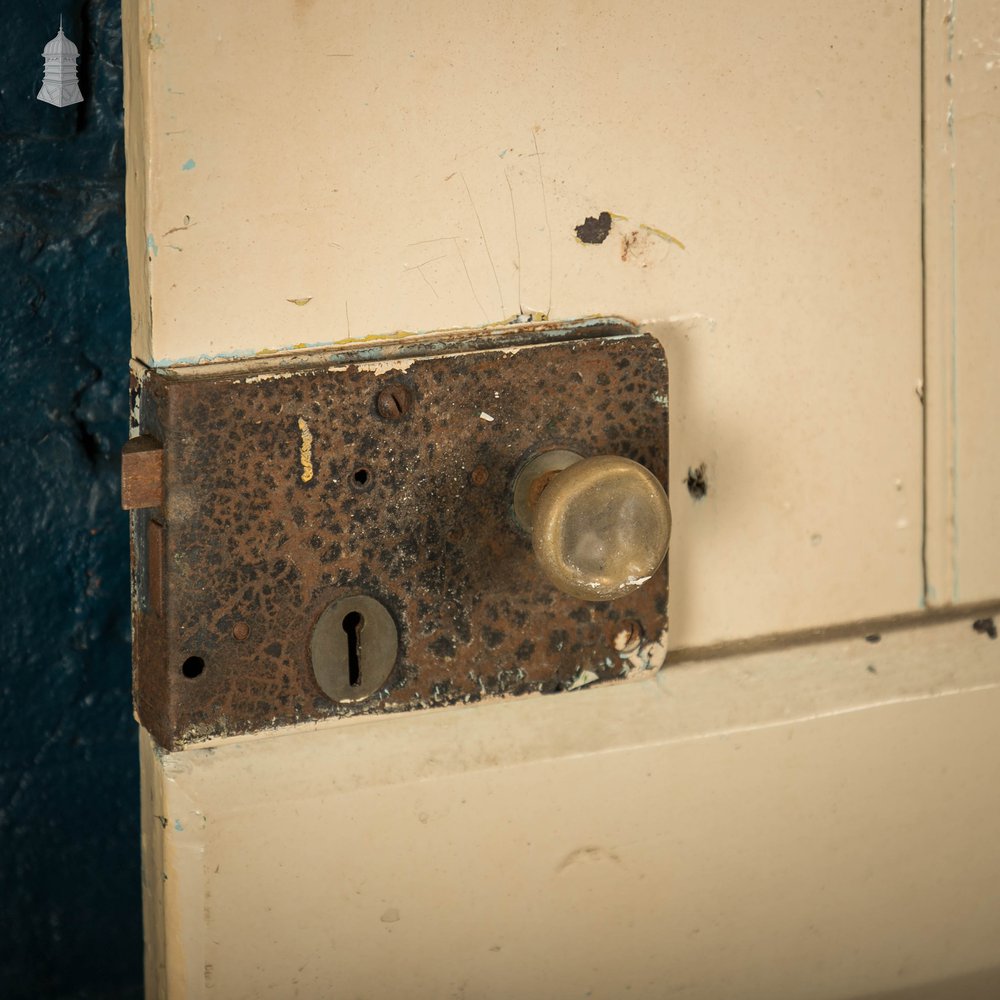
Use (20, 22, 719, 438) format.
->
(343, 611, 364, 687)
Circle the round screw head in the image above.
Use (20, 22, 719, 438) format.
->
(610, 619, 643, 654)
(376, 383, 413, 421)
(232, 622, 250, 641)
(471, 465, 489, 487)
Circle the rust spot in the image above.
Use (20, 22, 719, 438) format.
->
(620, 229, 640, 262)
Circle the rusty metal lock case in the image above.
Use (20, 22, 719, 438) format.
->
(127, 319, 669, 749)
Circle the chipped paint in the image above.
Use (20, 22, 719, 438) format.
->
(149, 316, 622, 370)
(618, 626, 669, 675)
(181, 159, 196, 171)
(479, 411, 494, 422)
(244, 372, 296, 384)
(287, 297, 313, 306)
(297, 417, 314, 482)
(338, 357, 418, 375)
(567, 669, 600, 691)
(612, 629, 640, 655)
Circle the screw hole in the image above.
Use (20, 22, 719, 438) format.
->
(352, 468, 370, 487)
(182, 656, 205, 679)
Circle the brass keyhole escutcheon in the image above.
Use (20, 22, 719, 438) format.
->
(311, 595, 398, 702)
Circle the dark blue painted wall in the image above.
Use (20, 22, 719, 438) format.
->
(0, 2, 141, 997)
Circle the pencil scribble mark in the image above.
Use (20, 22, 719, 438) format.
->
(404, 255, 446, 299)
(407, 236, 461, 247)
(532, 130, 552, 319)
(453, 238, 488, 322)
(505, 170, 523, 315)
(403, 255, 447, 272)
(461, 173, 504, 318)
(416, 269, 438, 298)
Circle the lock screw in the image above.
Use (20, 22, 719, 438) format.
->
(610, 619, 643, 654)
(376, 383, 413, 421)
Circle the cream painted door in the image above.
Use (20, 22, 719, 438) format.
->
(125, 2, 1000, 997)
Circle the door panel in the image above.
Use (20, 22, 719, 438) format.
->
(142, 616, 1000, 999)
(125, 0, 924, 650)
(122, 3, 1000, 998)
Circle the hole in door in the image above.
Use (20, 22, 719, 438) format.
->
(342, 611, 364, 687)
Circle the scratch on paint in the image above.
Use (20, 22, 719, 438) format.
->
(297, 418, 314, 483)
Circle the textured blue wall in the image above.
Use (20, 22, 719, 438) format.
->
(0, 3, 141, 997)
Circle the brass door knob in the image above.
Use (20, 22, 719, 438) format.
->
(516, 453, 671, 601)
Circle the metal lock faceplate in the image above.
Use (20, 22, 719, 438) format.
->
(128, 320, 669, 749)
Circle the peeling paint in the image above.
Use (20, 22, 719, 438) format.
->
(297, 417, 314, 483)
